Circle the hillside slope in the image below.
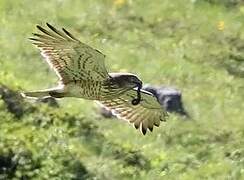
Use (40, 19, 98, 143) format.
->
(0, 0, 244, 179)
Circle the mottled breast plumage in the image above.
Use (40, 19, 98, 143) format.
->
(65, 80, 103, 100)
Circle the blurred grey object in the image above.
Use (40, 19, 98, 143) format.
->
(100, 84, 189, 118)
(143, 85, 189, 117)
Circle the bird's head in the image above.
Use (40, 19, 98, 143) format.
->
(108, 73, 142, 89)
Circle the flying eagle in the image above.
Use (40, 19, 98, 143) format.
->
(22, 23, 168, 135)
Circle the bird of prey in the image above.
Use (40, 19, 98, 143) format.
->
(22, 23, 168, 135)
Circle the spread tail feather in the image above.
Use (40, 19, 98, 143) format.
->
(21, 87, 65, 99)
(21, 90, 51, 98)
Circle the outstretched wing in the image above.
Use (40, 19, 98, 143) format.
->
(29, 23, 109, 84)
(99, 89, 168, 135)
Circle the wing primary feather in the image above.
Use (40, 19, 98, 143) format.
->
(36, 25, 55, 37)
(131, 112, 144, 131)
(141, 126, 147, 135)
(141, 110, 153, 132)
(147, 116, 154, 132)
(62, 28, 79, 41)
(154, 121, 160, 127)
(46, 23, 68, 40)
(29, 37, 42, 42)
(32, 33, 54, 40)
(134, 122, 140, 129)
(141, 120, 148, 135)
(36, 24, 63, 40)
(148, 126, 153, 132)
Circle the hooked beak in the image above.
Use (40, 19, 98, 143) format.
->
(132, 80, 142, 90)
(137, 80, 142, 88)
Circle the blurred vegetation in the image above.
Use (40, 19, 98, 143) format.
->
(0, 0, 244, 179)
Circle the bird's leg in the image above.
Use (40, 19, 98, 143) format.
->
(131, 83, 142, 105)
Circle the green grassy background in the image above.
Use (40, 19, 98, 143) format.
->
(0, 0, 244, 179)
